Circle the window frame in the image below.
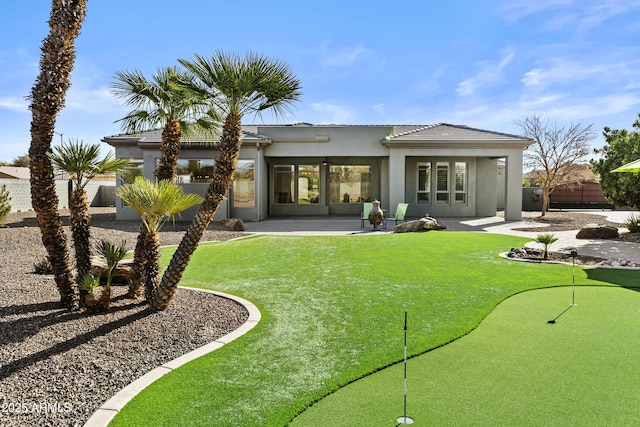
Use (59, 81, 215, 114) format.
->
(454, 162, 467, 204)
(417, 162, 431, 203)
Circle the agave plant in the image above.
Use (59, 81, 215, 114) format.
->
(534, 233, 559, 260)
(624, 213, 640, 233)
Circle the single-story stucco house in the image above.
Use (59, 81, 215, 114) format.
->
(102, 123, 534, 222)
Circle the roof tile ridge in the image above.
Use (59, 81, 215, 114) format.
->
(387, 123, 440, 138)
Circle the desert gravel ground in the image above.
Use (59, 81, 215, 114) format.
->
(0, 208, 248, 427)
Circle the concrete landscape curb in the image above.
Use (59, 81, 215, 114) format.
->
(83, 288, 261, 427)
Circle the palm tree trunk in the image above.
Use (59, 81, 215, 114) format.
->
(127, 224, 146, 299)
(28, 0, 88, 310)
(155, 118, 181, 182)
(128, 118, 181, 299)
(143, 231, 161, 302)
(69, 186, 92, 306)
(69, 187, 92, 273)
(152, 113, 242, 310)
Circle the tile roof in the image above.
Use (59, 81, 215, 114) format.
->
(385, 123, 531, 141)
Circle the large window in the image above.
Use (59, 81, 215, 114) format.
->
(274, 165, 294, 203)
(273, 164, 320, 205)
(436, 162, 449, 204)
(454, 162, 467, 204)
(119, 160, 143, 185)
(298, 165, 320, 204)
(418, 161, 468, 205)
(417, 162, 431, 203)
(329, 165, 372, 204)
(175, 159, 214, 183)
(233, 160, 255, 207)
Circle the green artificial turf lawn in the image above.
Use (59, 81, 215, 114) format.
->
(108, 232, 640, 427)
(291, 286, 640, 426)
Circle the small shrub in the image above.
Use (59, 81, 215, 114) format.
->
(78, 272, 101, 310)
(33, 257, 53, 275)
(95, 239, 127, 311)
(624, 213, 640, 233)
(534, 233, 559, 260)
(78, 272, 101, 292)
(0, 185, 10, 227)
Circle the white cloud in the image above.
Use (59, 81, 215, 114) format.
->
(0, 96, 29, 112)
(309, 101, 356, 124)
(372, 103, 386, 116)
(521, 57, 639, 88)
(500, 0, 640, 31)
(416, 65, 448, 94)
(65, 86, 122, 113)
(499, 0, 572, 22)
(321, 42, 370, 68)
(456, 50, 515, 96)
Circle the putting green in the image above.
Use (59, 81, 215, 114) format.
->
(291, 286, 640, 426)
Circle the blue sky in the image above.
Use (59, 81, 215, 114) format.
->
(1, 0, 639, 162)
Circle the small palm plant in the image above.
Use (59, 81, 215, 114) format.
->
(95, 239, 128, 311)
(534, 233, 559, 260)
(48, 139, 130, 307)
(116, 177, 202, 302)
(78, 272, 101, 311)
(0, 185, 11, 227)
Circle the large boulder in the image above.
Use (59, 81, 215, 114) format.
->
(90, 256, 133, 284)
(222, 218, 246, 231)
(394, 217, 446, 233)
(576, 224, 619, 239)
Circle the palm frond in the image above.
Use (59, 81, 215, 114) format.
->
(116, 177, 203, 233)
(96, 239, 127, 265)
(178, 50, 302, 120)
(111, 66, 220, 135)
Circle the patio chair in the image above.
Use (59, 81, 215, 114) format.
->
(386, 203, 409, 226)
(360, 202, 373, 228)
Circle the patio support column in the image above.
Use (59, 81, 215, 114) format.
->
(388, 150, 405, 215)
(504, 153, 523, 221)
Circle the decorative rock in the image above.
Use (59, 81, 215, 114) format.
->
(222, 218, 246, 231)
(507, 247, 543, 259)
(394, 216, 446, 233)
(575, 224, 619, 239)
(90, 256, 133, 284)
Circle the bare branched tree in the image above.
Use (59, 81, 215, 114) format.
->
(515, 114, 596, 216)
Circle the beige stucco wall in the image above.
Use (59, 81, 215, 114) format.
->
(105, 124, 529, 221)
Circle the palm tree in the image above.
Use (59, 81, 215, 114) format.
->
(111, 66, 218, 182)
(95, 239, 128, 311)
(535, 233, 559, 260)
(48, 139, 130, 307)
(28, 0, 88, 310)
(111, 66, 219, 298)
(152, 51, 302, 310)
(116, 177, 202, 301)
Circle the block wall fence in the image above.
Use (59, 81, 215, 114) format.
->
(0, 179, 115, 213)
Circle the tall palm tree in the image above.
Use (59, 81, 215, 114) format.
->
(48, 140, 130, 307)
(152, 51, 302, 310)
(111, 66, 218, 182)
(111, 66, 219, 298)
(116, 177, 202, 301)
(28, 0, 88, 310)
